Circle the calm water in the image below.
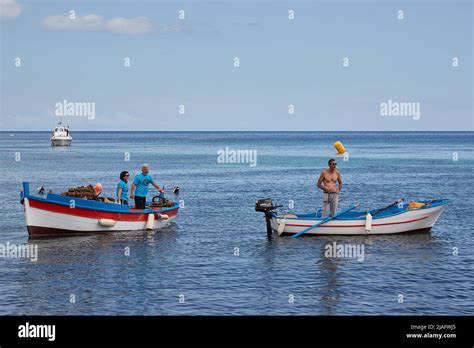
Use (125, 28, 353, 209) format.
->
(0, 131, 473, 315)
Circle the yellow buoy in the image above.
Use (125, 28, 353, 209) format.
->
(334, 141, 346, 154)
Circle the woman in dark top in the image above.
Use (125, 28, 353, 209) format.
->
(116, 171, 129, 205)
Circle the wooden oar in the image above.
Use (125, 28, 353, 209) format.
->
(291, 204, 360, 238)
(370, 199, 404, 217)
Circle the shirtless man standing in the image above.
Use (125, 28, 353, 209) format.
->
(317, 159, 343, 217)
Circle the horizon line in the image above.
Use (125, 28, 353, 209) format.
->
(1, 130, 473, 133)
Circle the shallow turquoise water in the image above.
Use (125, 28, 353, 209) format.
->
(0, 131, 473, 314)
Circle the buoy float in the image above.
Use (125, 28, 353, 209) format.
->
(334, 141, 346, 155)
(94, 183, 103, 195)
(277, 218, 286, 235)
(158, 214, 169, 220)
(365, 213, 372, 232)
(145, 213, 155, 230)
(99, 218, 116, 227)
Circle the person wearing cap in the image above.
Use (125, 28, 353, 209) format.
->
(130, 164, 164, 209)
(117, 171, 129, 205)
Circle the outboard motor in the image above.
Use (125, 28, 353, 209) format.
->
(255, 198, 282, 237)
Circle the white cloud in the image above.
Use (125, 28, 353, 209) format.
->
(43, 14, 103, 31)
(105, 17, 153, 35)
(0, 0, 21, 19)
(42, 14, 154, 35)
(161, 23, 185, 33)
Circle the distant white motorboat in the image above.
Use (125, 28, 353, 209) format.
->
(50, 122, 72, 146)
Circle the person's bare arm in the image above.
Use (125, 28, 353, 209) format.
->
(152, 181, 164, 192)
(317, 172, 325, 191)
(130, 183, 136, 199)
(337, 171, 343, 192)
(117, 187, 122, 201)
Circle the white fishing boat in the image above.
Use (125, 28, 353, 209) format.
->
(20, 182, 179, 237)
(50, 122, 72, 146)
(255, 198, 449, 237)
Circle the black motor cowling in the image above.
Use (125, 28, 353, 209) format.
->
(255, 198, 282, 237)
(255, 198, 280, 213)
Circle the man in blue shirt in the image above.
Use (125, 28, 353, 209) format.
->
(130, 164, 164, 209)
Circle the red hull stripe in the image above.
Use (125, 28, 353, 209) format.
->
(28, 199, 178, 221)
(284, 215, 430, 228)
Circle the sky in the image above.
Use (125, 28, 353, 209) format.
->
(0, 0, 472, 131)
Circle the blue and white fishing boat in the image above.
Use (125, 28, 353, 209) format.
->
(20, 182, 179, 237)
(255, 198, 449, 237)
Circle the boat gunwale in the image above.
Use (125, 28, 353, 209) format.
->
(22, 182, 179, 215)
(273, 199, 449, 221)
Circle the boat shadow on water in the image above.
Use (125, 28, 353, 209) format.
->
(26, 222, 180, 262)
(263, 231, 443, 315)
(50, 146, 71, 152)
(29, 222, 180, 241)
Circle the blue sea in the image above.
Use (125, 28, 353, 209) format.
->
(0, 131, 473, 315)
